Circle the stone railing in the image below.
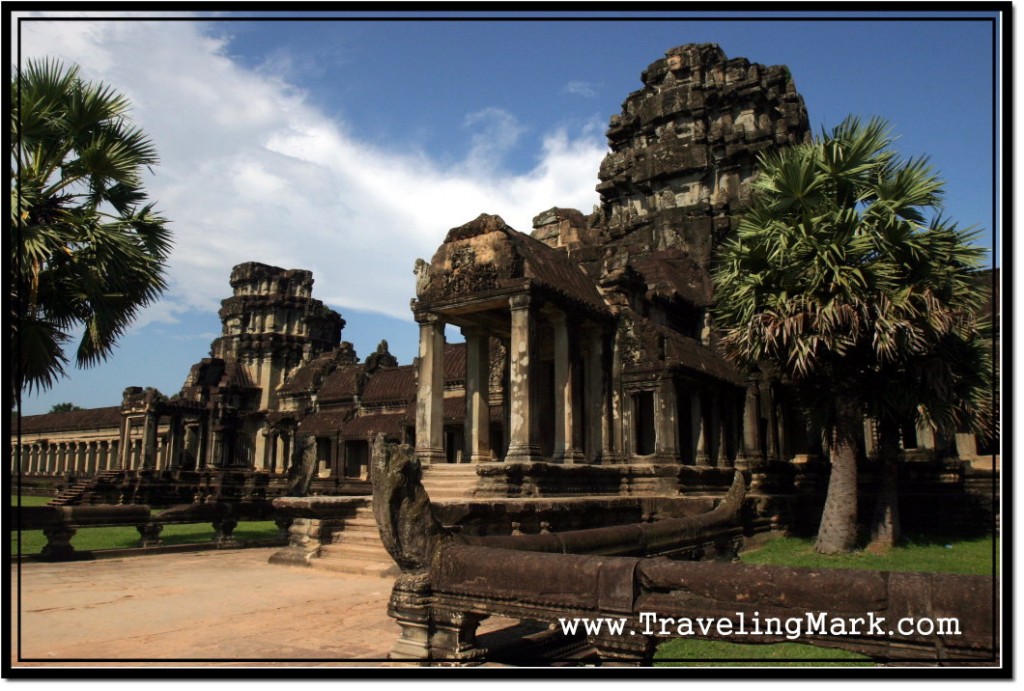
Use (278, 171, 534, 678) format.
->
(368, 435, 998, 666)
(419, 545, 996, 664)
(12, 501, 285, 561)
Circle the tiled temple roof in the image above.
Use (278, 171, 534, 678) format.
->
(361, 366, 416, 405)
(317, 365, 363, 403)
(18, 406, 122, 434)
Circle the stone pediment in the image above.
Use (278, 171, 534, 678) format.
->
(419, 214, 608, 316)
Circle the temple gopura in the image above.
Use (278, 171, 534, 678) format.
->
(11, 44, 996, 513)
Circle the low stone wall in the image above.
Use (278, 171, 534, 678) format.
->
(421, 546, 997, 664)
(13, 502, 284, 560)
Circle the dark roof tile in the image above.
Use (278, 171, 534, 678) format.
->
(19, 407, 122, 434)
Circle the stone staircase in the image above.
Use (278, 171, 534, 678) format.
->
(48, 469, 123, 506)
(312, 504, 398, 578)
(421, 463, 480, 502)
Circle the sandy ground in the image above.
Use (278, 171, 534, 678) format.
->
(9, 547, 411, 669)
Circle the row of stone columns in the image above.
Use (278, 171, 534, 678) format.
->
(10, 439, 121, 475)
(623, 382, 739, 467)
(261, 429, 293, 473)
(416, 293, 610, 465)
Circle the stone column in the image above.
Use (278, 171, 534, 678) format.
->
(196, 420, 208, 470)
(167, 416, 182, 470)
(583, 325, 606, 464)
(693, 392, 710, 466)
(268, 431, 279, 473)
(463, 327, 491, 463)
(55, 442, 67, 474)
(414, 312, 446, 464)
(740, 380, 763, 466)
(118, 416, 132, 468)
(916, 420, 936, 452)
(714, 395, 731, 468)
(86, 442, 97, 475)
(279, 432, 290, 474)
(141, 412, 158, 469)
(550, 311, 584, 463)
(505, 294, 542, 463)
(609, 333, 625, 461)
(654, 378, 679, 462)
(764, 386, 780, 462)
(863, 419, 878, 459)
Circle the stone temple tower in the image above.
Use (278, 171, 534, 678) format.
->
(210, 262, 345, 412)
(593, 43, 811, 265)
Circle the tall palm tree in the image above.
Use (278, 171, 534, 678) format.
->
(712, 116, 988, 554)
(11, 58, 171, 397)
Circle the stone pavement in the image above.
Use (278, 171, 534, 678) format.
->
(10, 547, 413, 668)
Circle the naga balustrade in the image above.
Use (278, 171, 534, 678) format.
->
(12, 501, 283, 560)
(368, 435, 998, 666)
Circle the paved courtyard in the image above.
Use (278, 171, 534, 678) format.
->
(10, 548, 406, 668)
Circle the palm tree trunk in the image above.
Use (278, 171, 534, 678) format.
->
(867, 418, 902, 552)
(815, 396, 861, 554)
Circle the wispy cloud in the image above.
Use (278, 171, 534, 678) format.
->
(16, 17, 608, 326)
(564, 79, 601, 98)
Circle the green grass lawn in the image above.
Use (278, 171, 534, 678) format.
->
(11, 494, 281, 555)
(654, 530, 997, 667)
(739, 533, 996, 576)
(10, 493, 282, 556)
(10, 495, 52, 507)
(655, 639, 873, 666)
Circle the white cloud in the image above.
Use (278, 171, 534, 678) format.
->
(564, 80, 601, 98)
(15, 17, 608, 326)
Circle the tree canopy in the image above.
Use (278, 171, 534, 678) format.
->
(11, 58, 172, 397)
(712, 116, 991, 554)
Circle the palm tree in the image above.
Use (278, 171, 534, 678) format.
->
(11, 58, 172, 397)
(712, 116, 988, 554)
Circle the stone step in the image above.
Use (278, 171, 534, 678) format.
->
(341, 518, 382, 530)
(322, 541, 390, 559)
(311, 550, 397, 577)
(331, 528, 385, 544)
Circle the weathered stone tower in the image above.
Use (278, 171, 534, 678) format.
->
(593, 43, 810, 262)
(210, 262, 345, 412)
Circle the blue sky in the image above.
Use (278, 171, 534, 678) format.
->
(14, 10, 1002, 415)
